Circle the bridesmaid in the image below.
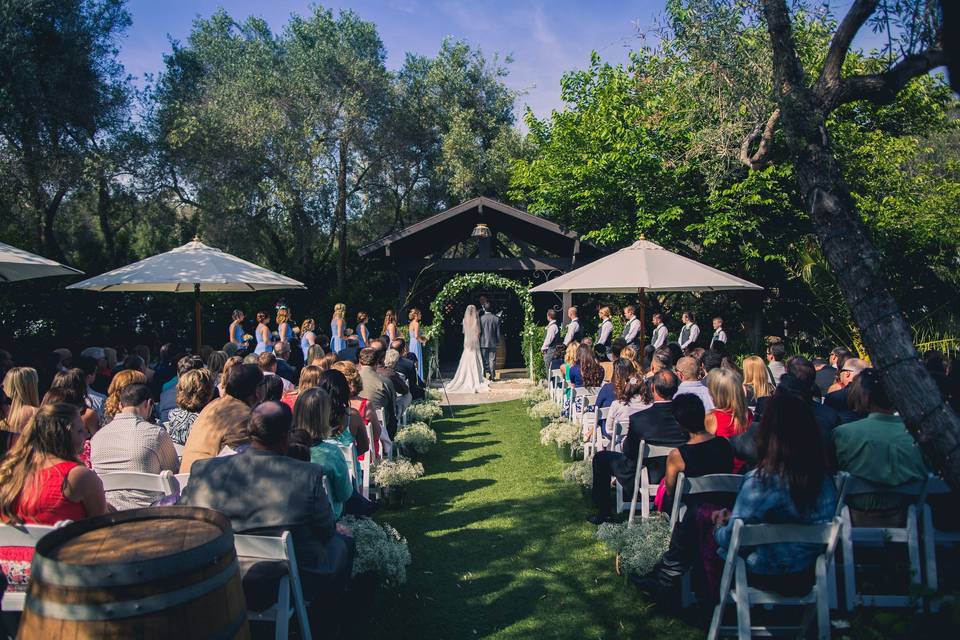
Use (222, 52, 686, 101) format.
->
(254, 311, 273, 354)
(330, 304, 347, 353)
(228, 310, 245, 347)
(355, 311, 369, 348)
(300, 318, 317, 361)
(382, 309, 398, 343)
(408, 308, 426, 380)
(276, 307, 294, 346)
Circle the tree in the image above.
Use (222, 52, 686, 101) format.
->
(0, 0, 131, 260)
(741, 0, 960, 487)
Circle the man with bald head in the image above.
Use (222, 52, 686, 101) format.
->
(674, 356, 714, 412)
(180, 401, 354, 609)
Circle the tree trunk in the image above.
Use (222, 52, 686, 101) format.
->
(769, 45, 960, 489)
(336, 138, 349, 294)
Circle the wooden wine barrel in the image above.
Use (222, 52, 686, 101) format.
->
(18, 507, 249, 640)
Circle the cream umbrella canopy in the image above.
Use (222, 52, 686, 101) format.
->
(0, 241, 83, 282)
(530, 238, 762, 344)
(67, 239, 306, 352)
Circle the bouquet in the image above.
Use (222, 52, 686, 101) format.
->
(341, 516, 412, 585)
(394, 422, 438, 454)
(527, 400, 561, 421)
(372, 458, 425, 488)
(596, 514, 672, 576)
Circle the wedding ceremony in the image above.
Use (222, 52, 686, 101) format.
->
(1, 1, 959, 638)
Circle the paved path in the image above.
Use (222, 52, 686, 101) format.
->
(432, 378, 535, 406)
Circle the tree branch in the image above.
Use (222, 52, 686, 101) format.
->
(739, 108, 780, 170)
(815, 0, 878, 96)
(829, 47, 949, 109)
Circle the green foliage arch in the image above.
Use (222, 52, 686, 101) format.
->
(426, 273, 537, 379)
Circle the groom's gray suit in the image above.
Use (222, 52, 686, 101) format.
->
(479, 308, 501, 380)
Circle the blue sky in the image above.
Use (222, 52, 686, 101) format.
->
(121, 1, 664, 120)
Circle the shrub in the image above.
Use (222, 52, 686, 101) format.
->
(596, 514, 672, 576)
(341, 516, 412, 585)
(527, 400, 560, 421)
(407, 400, 443, 423)
(372, 458, 425, 488)
(394, 422, 437, 454)
(562, 460, 592, 487)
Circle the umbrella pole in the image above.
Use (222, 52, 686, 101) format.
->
(194, 284, 202, 355)
(638, 288, 646, 348)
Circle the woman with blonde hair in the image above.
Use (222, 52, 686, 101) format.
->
(382, 309, 398, 342)
(741, 355, 774, 407)
(206, 351, 228, 379)
(300, 318, 317, 361)
(408, 308, 426, 380)
(330, 304, 347, 354)
(0, 404, 109, 579)
(254, 311, 273, 354)
(276, 307, 294, 346)
(306, 344, 326, 367)
(104, 369, 148, 422)
(355, 311, 370, 348)
(316, 352, 338, 372)
(282, 364, 323, 411)
(704, 367, 753, 472)
(1, 367, 40, 453)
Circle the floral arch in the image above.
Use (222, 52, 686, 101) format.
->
(425, 273, 538, 380)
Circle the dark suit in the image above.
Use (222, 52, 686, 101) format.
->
(479, 311, 500, 379)
(591, 402, 686, 517)
(824, 387, 865, 424)
(275, 358, 297, 385)
(394, 356, 424, 400)
(359, 365, 398, 438)
(814, 365, 836, 398)
(337, 345, 360, 364)
(179, 448, 353, 598)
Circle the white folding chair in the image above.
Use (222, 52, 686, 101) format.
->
(174, 473, 190, 492)
(358, 420, 376, 499)
(668, 472, 744, 607)
(582, 405, 608, 459)
(0, 523, 65, 611)
(549, 369, 563, 404)
(98, 470, 178, 497)
(921, 476, 959, 612)
(234, 531, 312, 640)
(337, 443, 359, 492)
(605, 418, 629, 453)
(622, 441, 675, 522)
(839, 475, 928, 610)
(708, 518, 842, 640)
(375, 408, 394, 460)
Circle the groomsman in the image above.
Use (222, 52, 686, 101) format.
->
(621, 306, 641, 349)
(709, 316, 728, 350)
(540, 310, 561, 373)
(678, 311, 700, 351)
(596, 306, 614, 349)
(650, 314, 668, 349)
(563, 306, 583, 345)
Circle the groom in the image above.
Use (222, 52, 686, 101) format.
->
(479, 301, 500, 380)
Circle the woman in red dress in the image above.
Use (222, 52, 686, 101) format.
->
(704, 368, 754, 473)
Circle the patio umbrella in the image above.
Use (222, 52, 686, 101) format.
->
(530, 238, 762, 343)
(0, 241, 83, 282)
(67, 239, 306, 352)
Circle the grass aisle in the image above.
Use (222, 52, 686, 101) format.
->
(369, 400, 701, 640)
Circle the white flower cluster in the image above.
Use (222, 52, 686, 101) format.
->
(562, 460, 593, 487)
(341, 516, 412, 585)
(520, 385, 550, 406)
(596, 514, 672, 576)
(394, 422, 438, 454)
(372, 458, 425, 488)
(527, 400, 561, 420)
(407, 400, 443, 423)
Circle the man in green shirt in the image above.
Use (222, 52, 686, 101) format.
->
(834, 369, 928, 525)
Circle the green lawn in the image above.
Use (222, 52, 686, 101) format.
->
(368, 400, 703, 640)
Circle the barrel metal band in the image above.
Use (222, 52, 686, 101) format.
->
(25, 561, 238, 621)
(31, 533, 233, 587)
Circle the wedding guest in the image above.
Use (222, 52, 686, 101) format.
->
(273, 341, 297, 385)
(547, 344, 566, 374)
(812, 357, 836, 398)
(306, 344, 326, 367)
(283, 365, 322, 410)
(381, 349, 412, 417)
(332, 360, 383, 453)
(49, 369, 101, 437)
(228, 309, 246, 347)
(292, 387, 353, 519)
(76, 356, 106, 424)
(741, 355, 774, 408)
(674, 356, 714, 412)
(766, 342, 787, 385)
(0, 367, 39, 454)
(569, 343, 604, 389)
(163, 369, 214, 446)
(678, 312, 700, 352)
(257, 352, 294, 395)
(824, 358, 869, 422)
(358, 348, 398, 439)
(391, 338, 424, 400)
(319, 369, 370, 457)
(207, 350, 228, 384)
(704, 368, 752, 473)
(159, 355, 204, 424)
(91, 384, 178, 510)
(103, 369, 147, 423)
(602, 363, 651, 445)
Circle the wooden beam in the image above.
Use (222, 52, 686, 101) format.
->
(400, 257, 573, 272)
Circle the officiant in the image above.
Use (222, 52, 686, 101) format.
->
(480, 302, 501, 380)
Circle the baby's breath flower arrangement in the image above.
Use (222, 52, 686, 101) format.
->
(372, 458, 425, 488)
(527, 400, 560, 421)
(520, 385, 550, 406)
(394, 422, 437, 455)
(562, 460, 592, 487)
(341, 516, 412, 586)
(596, 514, 672, 576)
(407, 400, 443, 423)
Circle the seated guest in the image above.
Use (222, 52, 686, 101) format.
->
(834, 369, 928, 526)
(292, 388, 353, 519)
(178, 402, 354, 614)
(675, 356, 714, 412)
(50, 369, 102, 437)
(206, 351, 229, 384)
(700, 350, 724, 377)
(824, 358, 869, 423)
(163, 369, 215, 446)
(258, 374, 285, 403)
(766, 342, 787, 385)
(547, 343, 566, 373)
(104, 369, 147, 423)
(159, 355, 204, 424)
(257, 352, 294, 395)
(358, 348, 397, 439)
(316, 352, 339, 372)
(741, 355, 773, 409)
(812, 357, 835, 399)
(319, 369, 370, 457)
(596, 344, 612, 382)
(630, 394, 734, 595)
(180, 364, 261, 473)
(379, 349, 411, 415)
(826, 347, 852, 394)
(391, 339, 424, 400)
(283, 365, 322, 411)
(273, 341, 298, 385)
(600, 361, 651, 445)
(569, 344, 604, 389)
(0, 404, 109, 584)
(337, 335, 361, 364)
(713, 393, 838, 596)
(306, 344, 326, 367)
(588, 370, 685, 524)
(91, 384, 178, 509)
(644, 347, 673, 380)
(332, 360, 383, 454)
(217, 355, 243, 398)
(1, 367, 39, 454)
(76, 356, 107, 424)
(704, 368, 752, 473)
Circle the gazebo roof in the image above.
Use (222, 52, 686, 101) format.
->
(358, 197, 602, 265)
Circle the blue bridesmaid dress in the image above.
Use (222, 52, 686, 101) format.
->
(409, 327, 423, 380)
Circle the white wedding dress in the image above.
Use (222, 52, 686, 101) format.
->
(444, 305, 490, 393)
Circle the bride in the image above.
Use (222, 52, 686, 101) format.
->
(444, 305, 490, 393)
